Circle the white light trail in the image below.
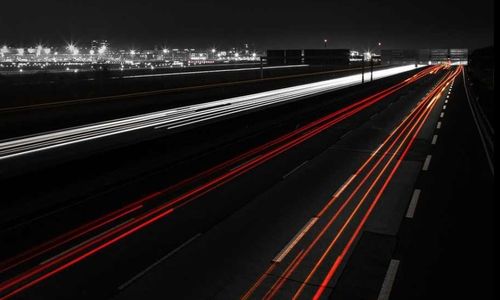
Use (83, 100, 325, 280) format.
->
(0, 65, 422, 161)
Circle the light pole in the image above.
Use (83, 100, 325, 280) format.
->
(361, 54, 365, 83)
(368, 42, 381, 81)
(324, 39, 328, 48)
(370, 52, 374, 81)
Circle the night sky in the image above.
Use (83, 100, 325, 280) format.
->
(1, 0, 494, 50)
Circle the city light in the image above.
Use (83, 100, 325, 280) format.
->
(67, 43, 76, 52)
(0, 41, 270, 71)
(98, 45, 107, 54)
(36, 45, 43, 56)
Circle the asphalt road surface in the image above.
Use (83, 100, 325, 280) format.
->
(0, 65, 492, 300)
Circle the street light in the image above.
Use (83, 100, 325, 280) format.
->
(324, 39, 328, 48)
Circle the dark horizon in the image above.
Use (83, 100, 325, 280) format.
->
(1, 0, 494, 50)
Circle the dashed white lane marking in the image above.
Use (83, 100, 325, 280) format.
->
(436, 122, 442, 129)
(283, 160, 309, 179)
(332, 174, 357, 198)
(406, 189, 421, 218)
(440, 112, 445, 118)
(431, 134, 438, 145)
(377, 259, 401, 300)
(340, 130, 353, 139)
(443, 105, 447, 110)
(118, 233, 202, 290)
(422, 155, 432, 171)
(273, 217, 318, 263)
(40, 217, 137, 265)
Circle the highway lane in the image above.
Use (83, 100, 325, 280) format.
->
(109, 68, 457, 300)
(388, 67, 494, 299)
(237, 67, 461, 300)
(0, 65, 420, 165)
(0, 65, 438, 258)
(0, 67, 433, 235)
(0, 65, 448, 298)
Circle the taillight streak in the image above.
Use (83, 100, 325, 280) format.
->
(0, 66, 438, 299)
(311, 67, 462, 299)
(242, 66, 456, 299)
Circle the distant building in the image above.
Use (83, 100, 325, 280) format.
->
(381, 49, 469, 65)
(90, 40, 110, 53)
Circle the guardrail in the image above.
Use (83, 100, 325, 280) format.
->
(462, 69, 494, 175)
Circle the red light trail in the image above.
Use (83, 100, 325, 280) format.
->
(0, 66, 439, 299)
(241, 66, 461, 299)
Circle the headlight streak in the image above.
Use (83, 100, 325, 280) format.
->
(0, 66, 437, 300)
(0, 65, 421, 161)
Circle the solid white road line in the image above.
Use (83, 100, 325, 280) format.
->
(405, 189, 421, 218)
(377, 259, 401, 300)
(118, 233, 202, 290)
(272, 218, 318, 263)
(422, 155, 432, 171)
